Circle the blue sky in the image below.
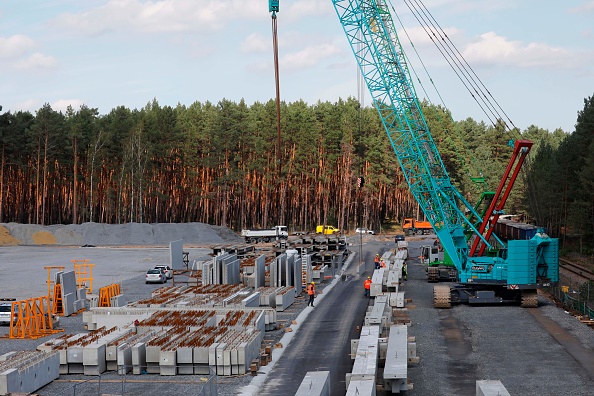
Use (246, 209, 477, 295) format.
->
(1, 0, 593, 133)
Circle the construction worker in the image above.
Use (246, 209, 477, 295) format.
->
(402, 262, 408, 280)
(364, 276, 372, 297)
(374, 254, 380, 269)
(380, 259, 386, 269)
(307, 281, 316, 307)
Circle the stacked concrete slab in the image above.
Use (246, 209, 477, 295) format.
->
(56, 270, 88, 316)
(365, 294, 392, 332)
(0, 350, 59, 396)
(346, 325, 379, 394)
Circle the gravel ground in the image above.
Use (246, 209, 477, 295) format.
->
(405, 238, 594, 396)
(0, 242, 345, 396)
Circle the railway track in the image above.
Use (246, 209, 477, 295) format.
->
(559, 258, 594, 282)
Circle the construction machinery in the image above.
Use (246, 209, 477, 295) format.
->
(403, 218, 433, 236)
(331, 0, 558, 307)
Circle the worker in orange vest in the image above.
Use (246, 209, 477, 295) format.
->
(364, 276, 372, 297)
(380, 259, 386, 268)
(307, 281, 316, 307)
(374, 254, 380, 269)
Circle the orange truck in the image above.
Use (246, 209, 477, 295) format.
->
(403, 218, 433, 235)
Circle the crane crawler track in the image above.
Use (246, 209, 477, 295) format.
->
(433, 285, 452, 308)
(520, 290, 538, 308)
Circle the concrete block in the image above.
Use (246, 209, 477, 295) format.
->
(160, 350, 177, 376)
(476, 380, 511, 396)
(132, 342, 146, 375)
(117, 344, 132, 374)
(83, 343, 107, 375)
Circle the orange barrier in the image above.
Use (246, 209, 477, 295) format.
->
(4, 296, 63, 339)
(99, 283, 121, 307)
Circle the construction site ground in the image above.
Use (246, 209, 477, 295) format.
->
(1, 224, 594, 395)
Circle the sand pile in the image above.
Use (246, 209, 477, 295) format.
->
(0, 222, 243, 247)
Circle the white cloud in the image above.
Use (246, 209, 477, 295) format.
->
(15, 53, 58, 70)
(241, 33, 269, 53)
(13, 99, 39, 113)
(0, 35, 36, 59)
(52, 99, 86, 113)
(281, 43, 341, 71)
(568, 1, 594, 13)
(462, 32, 581, 69)
(53, 0, 266, 36)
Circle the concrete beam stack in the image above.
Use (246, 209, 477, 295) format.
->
(386, 270, 400, 292)
(116, 331, 158, 374)
(0, 351, 59, 396)
(365, 295, 392, 333)
(346, 325, 379, 390)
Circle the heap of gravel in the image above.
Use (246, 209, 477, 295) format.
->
(0, 222, 243, 246)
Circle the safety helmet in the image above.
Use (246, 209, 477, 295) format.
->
(311, 281, 315, 284)
(367, 276, 371, 279)
(376, 254, 379, 256)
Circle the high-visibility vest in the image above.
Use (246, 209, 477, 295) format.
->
(364, 279, 372, 289)
(308, 284, 315, 295)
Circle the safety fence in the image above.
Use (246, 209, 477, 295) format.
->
(69, 366, 218, 396)
(545, 278, 594, 319)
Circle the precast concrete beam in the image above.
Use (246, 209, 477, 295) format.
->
(345, 377, 376, 396)
(384, 325, 409, 393)
(295, 370, 331, 396)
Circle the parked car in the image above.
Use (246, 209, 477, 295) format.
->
(395, 234, 406, 242)
(355, 228, 375, 235)
(0, 300, 17, 326)
(154, 265, 173, 279)
(145, 269, 166, 284)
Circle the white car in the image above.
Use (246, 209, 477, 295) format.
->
(145, 269, 166, 284)
(0, 301, 17, 326)
(355, 228, 375, 235)
(154, 265, 173, 279)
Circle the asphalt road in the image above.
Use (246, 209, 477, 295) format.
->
(257, 239, 392, 396)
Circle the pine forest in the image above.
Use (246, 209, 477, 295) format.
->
(0, 95, 592, 252)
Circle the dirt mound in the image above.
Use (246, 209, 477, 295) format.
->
(0, 222, 243, 247)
